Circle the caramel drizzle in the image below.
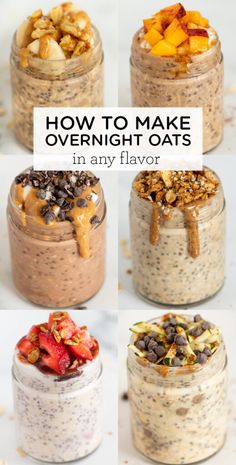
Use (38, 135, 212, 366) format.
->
(14, 183, 100, 259)
(149, 202, 200, 259)
(150, 203, 160, 246)
(183, 206, 200, 259)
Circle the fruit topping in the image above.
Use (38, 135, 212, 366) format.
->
(16, 311, 99, 375)
(140, 3, 212, 57)
(16, 2, 95, 68)
(129, 313, 221, 368)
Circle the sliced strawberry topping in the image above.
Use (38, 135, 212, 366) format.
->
(17, 336, 36, 357)
(39, 333, 70, 375)
(48, 312, 77, 339)
(74, 327, 94, 349)
(68, 342, 93, 362)
(27, 325, 41, 345)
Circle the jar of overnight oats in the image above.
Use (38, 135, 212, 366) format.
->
(10, 3, 104, 151)
(7, 169, 106, 308)
(130, 4, 224, 153)
(13, 311, 103, 463)
(130, 169, 225, 306)
(127, 313, 228, 465)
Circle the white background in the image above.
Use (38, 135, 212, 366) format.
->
(119, 309, 236, 465)
(0, 309, 118, 464)
(119, 155, 236, 310)
(0, 0, 118, 154)
(0, 155, 118, 310)
(119, 0, 236, 155)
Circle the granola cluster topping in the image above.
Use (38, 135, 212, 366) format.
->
(133, 170, 219, 209)
(17, 311, 99, 375)
(16, 2, 95, 68)
(15, 169, 100, 226)
(129, 313, 221, 367)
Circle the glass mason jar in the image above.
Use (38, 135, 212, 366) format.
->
(130, 30, 224, 153)
(13, 351, 103, 463)
(127, 318, 228, 465)
(7, 176, 106, 308)
(130, 170, 225, 306)
(10, 26, 104, 151)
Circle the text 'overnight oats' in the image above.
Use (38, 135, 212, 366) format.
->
(130, 169, 226, 305)
(13, 311, 102, 463)
(7, 169, 106, 307)
(130, 3, 224, 152)
(128, 313, 228, 464)
(11, 2, 104, 150)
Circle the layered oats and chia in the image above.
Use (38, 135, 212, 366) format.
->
(130, 168, 225, 305)
(11, 2, 104, 150)
(128, 312, 228, 464)
(130, 3, 224, 153)
(7, 169, 106, 307)
(13, 311, 103, 463)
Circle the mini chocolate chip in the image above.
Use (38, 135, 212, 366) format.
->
(40, 204, 50, 216)
(203, 347, 212, 357)
(143, 336, 150, 347)
(162, 321, 170, 329)
(122, 392, 129, 401)
(37, 189, 46, 200)
(90, 215, 100, 225)
(189, 326, 203, 337)
(174, 335, 187, 346)
(58, 190, 68, 199)
(58, 212, 66, 221)
(44, 211, 55, 225)
(169, 318, 178, 326)
(77, 199, 87, 208)
(74, 187, 83, 197)
(202, 321, 211, 331)
(155, 346, 166, 358)
(56, 198, 65, 207)
(59, 179, 67, 189)
(135, 340, 146, 350)
(148, 340, 158, 351)
(65, 215, 74, 222)
(177, 323, 188, 330)
(172, 357, 182, 367)
(197, 352, 208, 364)
(166, 334, 175, 344)
(148, 332, 158, 339)
(166, 326, 175, 334)
(147, 351, 158, 363)
(194, 314, 202, 322)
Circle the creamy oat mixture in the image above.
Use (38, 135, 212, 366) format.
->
(130, 169, 225, 305)
(13, 312, 103, 462)
(128, 313, 228, 464)
(11, 3, 103, 150)
(130, 3, 224, 152)
(8, 170, 106, 307)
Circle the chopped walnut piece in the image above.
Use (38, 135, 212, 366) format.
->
(16, 3, 94, 66)
(134, 170, 219, 209)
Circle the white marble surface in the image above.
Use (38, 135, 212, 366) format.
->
(0, 155, 118, 310)
(119, 309, 236, 465)
(119, 155, 236, 310)
(118, 0, 236, 155)
(0, 0, 118, 154)
(0, 309, 118, 464)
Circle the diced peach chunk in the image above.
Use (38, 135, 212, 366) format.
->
(187, 22, 199, 29)
(144, 28, 163, 47)
(189, 36, 209, 54)
(164, 18, 189, 46)
(177, 40, 189, 55)
(160, 3, 186, 27)
(143, 14, 163, 33)
(187, 11, 209, 28)
(150, 39, 177, 57)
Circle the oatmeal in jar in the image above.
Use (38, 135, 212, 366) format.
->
(13, 311, 102, 462)
(11, 2, 104, 150)
(130, 3, 224, 153)
(128, 312, 228, 464)
(7, 169, 106, 307)
(130, 168, 225, 305)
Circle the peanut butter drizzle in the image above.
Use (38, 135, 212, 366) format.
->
(14, 183, 100, 259)
(150, 203, 160, 246)
(182, 206, 200, 258)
